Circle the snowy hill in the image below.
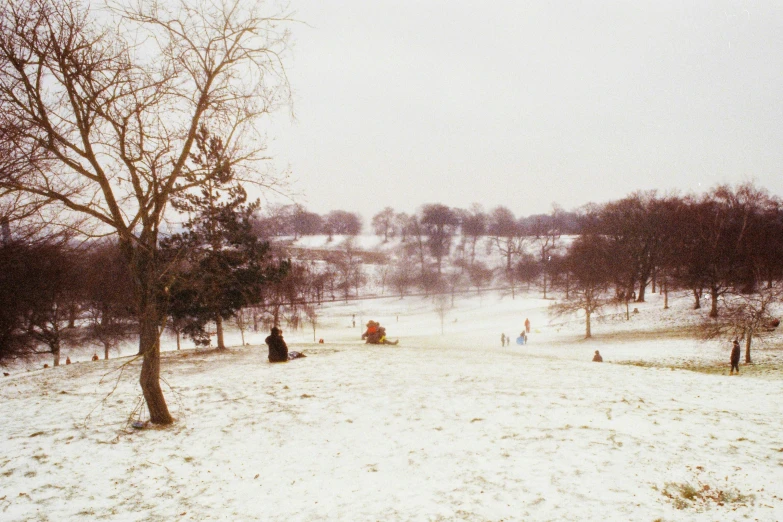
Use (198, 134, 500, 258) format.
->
(3, 290, 783, 521)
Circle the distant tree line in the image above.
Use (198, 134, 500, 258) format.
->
(3, 181, 781, 373)
(553, 183, 783, 364)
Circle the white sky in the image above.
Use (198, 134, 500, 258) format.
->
(267, 0, 783, 221)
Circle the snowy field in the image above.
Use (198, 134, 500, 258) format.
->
(3, 290, 783, 521)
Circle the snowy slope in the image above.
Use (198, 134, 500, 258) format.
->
(2, 290, 782, 521)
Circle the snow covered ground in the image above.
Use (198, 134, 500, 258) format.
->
(3, 290, 783, 521)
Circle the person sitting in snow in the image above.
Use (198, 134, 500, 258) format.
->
(266, 327, 289, 363)
(516, 332, 526, 345)
(378, 326, 399, 345)
(592, 350, 603, 362)
(362, 321, 381, 344)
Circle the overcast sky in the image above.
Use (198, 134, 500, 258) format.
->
(266, 0, 783, 221)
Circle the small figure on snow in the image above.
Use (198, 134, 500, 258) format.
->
(524, 318, 531, 334)
(362, 321, 398, 345)
(500, 333, 506, 347)
(592, 350, 603, 362)
(362, 321, 381, 344)
(266, 327, 289, 363)
(730, 339, 741, 375)
(91, 354, 99, 362)
(516, 332, 527, 345)
(65, 357, 71, 365)
(378, 326, 399, 345)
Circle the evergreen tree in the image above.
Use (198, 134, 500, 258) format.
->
(163, 127, 286, 349)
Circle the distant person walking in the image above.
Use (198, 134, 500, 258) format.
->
(592, 350, 603, 362)
(524, 318, 531, 334)
(730, 339, 741, 375)
(500, 333, 506, 347)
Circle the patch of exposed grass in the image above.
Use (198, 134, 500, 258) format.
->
(662, 481, 754, 510)
(615, 360, 781, 379)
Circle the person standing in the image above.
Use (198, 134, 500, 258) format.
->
(730, 339, 741, 375)
(500, 333, 506, 347)
(266, 327, 289, 363)
(524, 318, 531, 334)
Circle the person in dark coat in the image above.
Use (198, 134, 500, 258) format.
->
(266, 327, 289, 363)
(730, 339, 741, 375)
(592, 350, 603, 362)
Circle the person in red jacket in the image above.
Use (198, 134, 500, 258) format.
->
(362, 321, 380, 343)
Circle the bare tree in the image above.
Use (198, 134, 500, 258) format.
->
(324, 210, 362, 237)
(304, 305, 319, 342)
(551, 235, 613, 338)
(371, 207, 396, 242)
(458, 204, 487, 269)
(0, 0, 291, 424)
(420, 204, 458, 276)
(487, 206, 525, 298)
(81, 240, 136, 360)
(531, 205, 563, 299)
(434, 293, 450, 335)
(702, 285, 782, 364)
(234, 308, 252, 346)
(389, 248, 415, 299)
(326, 238, 365, 301)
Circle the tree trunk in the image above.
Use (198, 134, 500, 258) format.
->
(104, 342, 110, 360)
(53, 340, 60, 367)
(139, 312, 173, 424)
(509, 270, 516, 300)
(542, 272, 548, 299)
(709, 287, 719, 318)
(663, 281, 669, 310)
(745, 330, 753, 364)
(637, 281, 646, 302)
(216, 314, 225, 350)
(585, 309, 592, 338)
(125, 240, 173, 426)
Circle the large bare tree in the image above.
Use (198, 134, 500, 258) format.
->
(0, 0, 290, 424)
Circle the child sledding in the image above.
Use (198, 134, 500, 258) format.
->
(361, 320, 399, 345)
